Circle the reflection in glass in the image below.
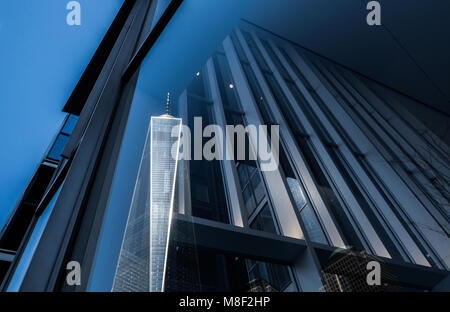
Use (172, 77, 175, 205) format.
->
(246, 259, 292, 292)
(47, 134, 69, 161)
(149, 116, 182, 292)
(112, 115, 182, 292)
(61, 114, 79, 134)
(237, 163, 248, 187)
(186, 94, 230, 223)
(165, 243, 295, 292)
(287, 177, 327, 244)
(250, 204, 277, 234)
(187, 72, 206, 98)
(251, 172, 265, 205)
(243, 185, 256, 215)
(287, 177, 306, 209)
(214, 53, 241, 110)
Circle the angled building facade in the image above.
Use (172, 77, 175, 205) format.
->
(0, 0, 448, 292)
(112, 120, 152, 292)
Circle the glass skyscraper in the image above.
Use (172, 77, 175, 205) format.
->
(113, 114, 181, 292)
(148, 116, 182, 292)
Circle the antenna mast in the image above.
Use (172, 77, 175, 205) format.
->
(165, 92, 170, 115)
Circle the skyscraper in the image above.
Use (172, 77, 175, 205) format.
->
(113, 95, 182, 292)
(148, 114, 182, 292)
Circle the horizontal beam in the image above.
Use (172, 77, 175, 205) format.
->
(172, 213, 306, 265)
(313, 243, 449, 290)
(0, 249, 15, 262)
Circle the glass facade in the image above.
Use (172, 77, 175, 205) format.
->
(185, 90, 230, 223)
(149, 23, 449, 291)
(230, 24, 448, 272)
(113, 116, 181, 292)
(158, 22, 448, 291)
(4, 1, 449, 293)
(148, 116, 182, 292)
(47, 114, 78, 162)
(53, 22, 450, 292)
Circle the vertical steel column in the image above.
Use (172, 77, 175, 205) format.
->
(205, 59, 245, 227)
(18, 0, 153, 291)
(176, 90, 192, 216)
(284, 43, 448, 269)
(223, 35, 303, 240)
(234, 27, 344, 247)
(250, 30, 389, 258)
(223, 32, 328, 291)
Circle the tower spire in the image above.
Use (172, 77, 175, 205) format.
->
(159, 92, 174, 117)
(165, 92, 170, 115)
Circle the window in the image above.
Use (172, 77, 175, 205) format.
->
(260, 39, 290, 80)
(299, 205, 328, 244)
(237, 164, 248, 186)
(230, 32, 249, 63)
(47, 134, 69, 161)
(241, 31, 270, 72)
(296, 135, 364, 249)
(192, 182, 210, 203)
(242, 185, 256, 215)
(286, 58, 407, 258)
(241, 63, 277, 126)
(214, 53, 241, 110)
(251, 41, 366, 249)
(47, 114, 79, 161)
(251, 172, 265, 204)
(187, 69, 206, 98)
(250, 204, 277, 234)
(286, 177, 306, 209)
(236, 39, 329, 245)
(61, 114, 79, 135)
(246, 259, 292, 291)
(237, 162, 265, 216)
(282, 151, 327, 244)
(187, 96, 230, 223)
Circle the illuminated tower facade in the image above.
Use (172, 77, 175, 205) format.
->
(149, 114, 182, 292)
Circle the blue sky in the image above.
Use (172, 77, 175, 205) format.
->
(0, 0, 124, 228)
